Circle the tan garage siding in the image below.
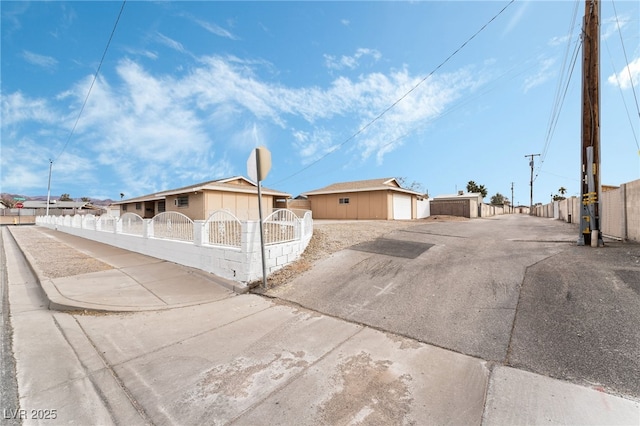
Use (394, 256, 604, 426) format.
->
(204, 191, 273, 220)
(309, 191, 391, 220)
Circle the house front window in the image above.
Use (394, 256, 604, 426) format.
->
(158, 200, 166, 213)
(339, 198, 350, 204)
(135, 202, 142, 210)
(176, 196, 189, 208)
(123, 204, 127, 211)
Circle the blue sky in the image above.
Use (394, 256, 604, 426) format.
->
(2, 1, 638, 205)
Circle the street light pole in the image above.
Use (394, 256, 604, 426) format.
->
(46, 159, 53, 217)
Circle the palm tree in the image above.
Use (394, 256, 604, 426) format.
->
(558, 187, 567, 196)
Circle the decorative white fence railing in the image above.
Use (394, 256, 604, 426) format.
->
(152, 212, 194, 242)
(204, 210, 243, 247)
(120, 213, 144, 236)
(36, 209, 313, 286)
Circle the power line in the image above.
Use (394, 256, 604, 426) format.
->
(607, 0, 639, 151)
(611, 0, 640, 121)
(272, 0, 516, 186)
(534, 0, 581, 181)
(53, 1, 127, 163)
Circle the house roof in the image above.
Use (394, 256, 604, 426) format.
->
(113, 176, 291, 205)
(303, 177, 424, 196)
(433, 192, 483, 201)
(22, 200, 93, 209)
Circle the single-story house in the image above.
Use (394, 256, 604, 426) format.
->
(430, 191, 483, 218)
(302, 177, 425, 220)
(23, 200, 91, 209)
(21, 200, 102, 215)
(112, 176, 291, 221)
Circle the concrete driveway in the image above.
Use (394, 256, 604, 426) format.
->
(268, 214, 640, 398)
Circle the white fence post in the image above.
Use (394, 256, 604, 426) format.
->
(193, 220, 205, 246)
(143, 219, 153, 238)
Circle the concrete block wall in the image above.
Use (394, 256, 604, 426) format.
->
(625, 179, 640, 242)
(530, 178, 640, 243)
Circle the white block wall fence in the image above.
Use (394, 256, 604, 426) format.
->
(36, 209, 313, 286)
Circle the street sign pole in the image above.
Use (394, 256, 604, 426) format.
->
(247, 146, 272, 290)
(256, 176, 268, 290)
(13, 198, 25, 225)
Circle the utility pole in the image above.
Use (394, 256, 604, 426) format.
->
(46, 159, 53, 217)
(525, 154, 540, 215)
(511, 182, 514, 214)
(578, 0, 602, 247)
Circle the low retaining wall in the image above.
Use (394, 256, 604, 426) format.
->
(36, 211, 313, 284)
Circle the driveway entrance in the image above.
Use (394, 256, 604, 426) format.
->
(268, 215, 577, 362)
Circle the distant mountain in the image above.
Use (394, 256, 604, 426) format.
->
(1, 193, 114, 206)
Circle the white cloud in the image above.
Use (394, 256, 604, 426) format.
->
(602, 13, 630, 41)
(22, 50, 58, 70)
(502, 0, 530, 36)
(292, 128, 339, 164)
(155, 32, 186, 53)
(195, 19, 238, 40)
(548, 34, 571, 47)
(1, 91, 58, 126)
(2, 50, 479, 195)
(523, 57, 555, 92)
(324, 48, 382, 71)
(608, 57, 640, 90)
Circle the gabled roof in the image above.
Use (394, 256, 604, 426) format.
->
(303, 177, 423, 196)
(113, 176, 290, 205)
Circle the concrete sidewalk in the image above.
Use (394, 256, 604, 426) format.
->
(3, 225, 639, 425)
(8, 226, 240, 312)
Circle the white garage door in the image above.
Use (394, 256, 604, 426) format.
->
(392, 194, 412, 220)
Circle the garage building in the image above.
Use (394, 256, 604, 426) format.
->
(303, 178, 425, 220)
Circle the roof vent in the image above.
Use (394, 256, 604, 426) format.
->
(458, 190, 464, 196)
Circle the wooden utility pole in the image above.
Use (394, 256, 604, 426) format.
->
(578, 0, 602, 247)
(525, 154, 540, 215)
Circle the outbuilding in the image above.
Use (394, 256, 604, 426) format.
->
(430, 192, 483, 218)
(303, 177, 425, 220)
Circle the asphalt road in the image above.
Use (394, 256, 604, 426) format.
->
(0, 230, 21, 426)
(268, 214, 640, 399)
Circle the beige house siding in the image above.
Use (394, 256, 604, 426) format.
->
(165, 192, 205, 221)
(309, 191, 392, 220)
(116, 176, 290, 221)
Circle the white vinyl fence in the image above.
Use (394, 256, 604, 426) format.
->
(37, 209, 313, 287)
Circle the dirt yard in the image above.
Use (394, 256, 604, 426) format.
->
(267, 216, 467, 287)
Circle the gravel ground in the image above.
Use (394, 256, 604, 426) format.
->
(266, 216, 468, 287)
(8, 226, 113, 279)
